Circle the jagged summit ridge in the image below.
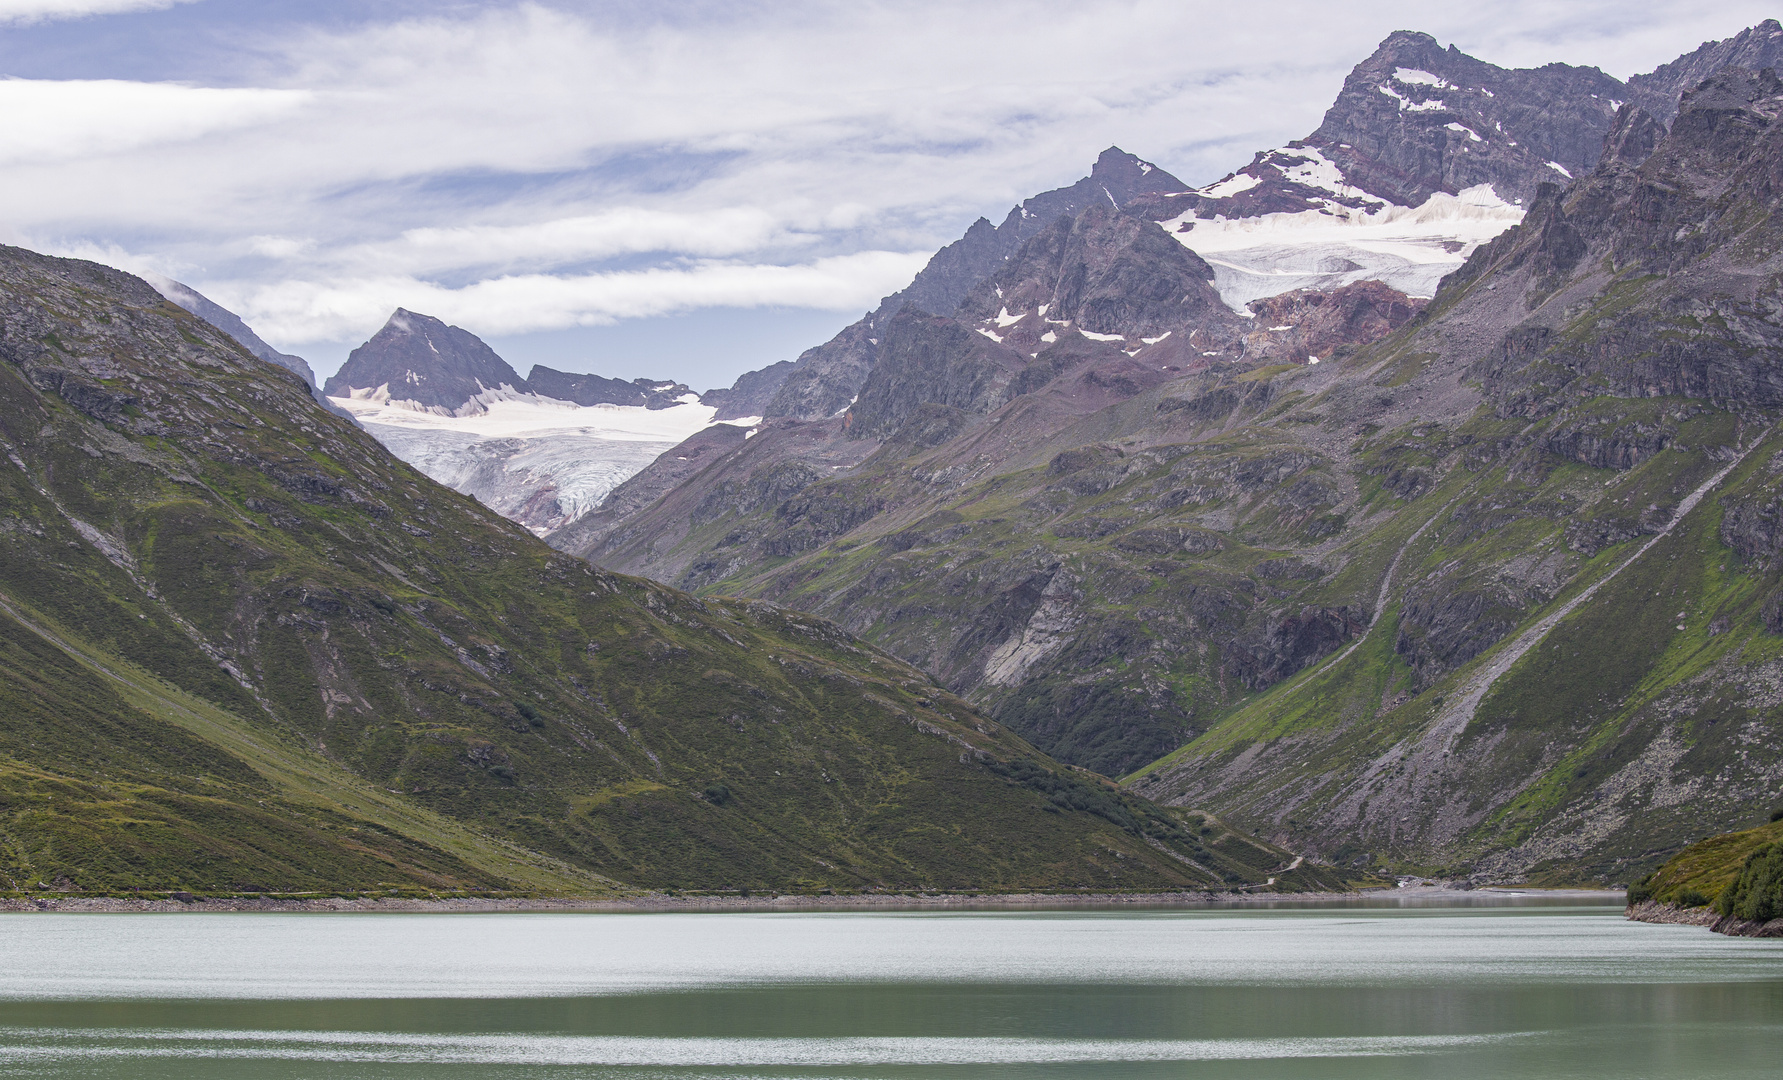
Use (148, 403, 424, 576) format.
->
(762, 148, 1187, 422)
(1627, 18, 1783, 123)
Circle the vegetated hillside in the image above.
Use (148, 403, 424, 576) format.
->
(552, 67, 1783, 886)
(1628, 815, 1783, 935)
(1130, 70, 1783, 885)
(0, 245, 1339, 898)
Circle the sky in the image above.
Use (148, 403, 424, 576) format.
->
(0, 1, 1774, 390)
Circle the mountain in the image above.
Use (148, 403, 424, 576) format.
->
(702, 359, 796, 421)
(0, 243, 1339, 897)
(1127, 67, 1783, 884)
(763, 148, 1191, 422)
(547, 195, 1425, 778)
(324, 308, 529, 414)
(321, 314, 733, 535)
(543, 29, 1783, 885)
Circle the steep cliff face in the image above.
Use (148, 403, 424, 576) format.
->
(0, 245, 1327, 897)
(847, 310, 1031, 438)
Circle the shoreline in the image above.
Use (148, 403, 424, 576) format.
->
(1624, 898, 1783, 937)
(0, 884, 1626, 914)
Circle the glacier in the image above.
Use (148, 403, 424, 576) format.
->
(332, 393, 731, 535)
(1161, 183, 1525, 310)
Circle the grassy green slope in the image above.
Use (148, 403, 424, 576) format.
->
(1630, 818, 1783, 915)
(0, 245, 1331, 897)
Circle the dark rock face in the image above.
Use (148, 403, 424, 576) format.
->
(1311, 31, 1626, 206)
(1142, 30, 1628, 225)
(762, 148, 1188, 421)
(702, 359, 795, 420)
(960, 205, 1230, 338)
(759, 316, 881, 423)
(846, 309, 1029, 438)
(324, 308, 527, 412)
(527, 366, 694, 409)
(1627, 19, 1783, 123)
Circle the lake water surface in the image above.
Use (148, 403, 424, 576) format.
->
(1, 900, 1779, 1078)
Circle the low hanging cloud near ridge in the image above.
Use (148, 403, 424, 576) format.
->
(234, 249, 932, 343)
(0, 0, 1776, 379)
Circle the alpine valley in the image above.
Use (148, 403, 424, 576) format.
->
(12, 21, 1783, 901)
(521, 22, 1783, 887)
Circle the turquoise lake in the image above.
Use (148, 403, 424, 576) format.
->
(0, 900, 1779, 1078)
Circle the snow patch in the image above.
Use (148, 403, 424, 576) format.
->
(1445, 122, 1482, 142)
(1405, 99, 1445, 112)
(995, 307, 1023, 327)
(1546, 161, 1573, 179)
(1393, 68, 1451, 88)
(1141, 331, 1172, 344)
(1078, 330, 1125, 342)
(976, 327, 1004, 343)
(1200, 173, 1260, 199)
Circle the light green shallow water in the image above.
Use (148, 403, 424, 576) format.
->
(0, 902, 1779, 1078)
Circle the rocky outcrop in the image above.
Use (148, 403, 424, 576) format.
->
(1245, 281, 1424, 362)
(957, 204, 1235, 342)
(1627, 900, 1783, 936)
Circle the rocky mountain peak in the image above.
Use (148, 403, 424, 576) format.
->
(323, 308, 528, 413)
(1627, 19, 1783, 123)
(761, 149, 1190, 422)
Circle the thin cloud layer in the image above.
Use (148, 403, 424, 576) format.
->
(0, 0, 189, 24)
(0, 0, 1773, 379)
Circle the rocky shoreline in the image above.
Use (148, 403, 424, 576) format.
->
(1625, 898, 1783, 937)
(0, 885, 1623, 914)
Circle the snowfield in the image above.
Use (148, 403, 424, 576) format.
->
(332, 393, 732, 535)
(1162, 183, 1525, 309)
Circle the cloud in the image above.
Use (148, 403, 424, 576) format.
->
(0, 78, 310, 164)
(0, 0, 1774, 370)
(231, 248, 932, 343)
(0, 0, 193, 25)
(340, 207, 804, 277)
